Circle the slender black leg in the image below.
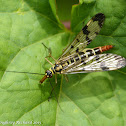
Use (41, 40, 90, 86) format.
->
(48, 76, 58, 100)
(48, 79, 58, 101)
(48, 79, 63, 110)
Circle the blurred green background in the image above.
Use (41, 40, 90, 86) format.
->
(56, 0, 79, 21)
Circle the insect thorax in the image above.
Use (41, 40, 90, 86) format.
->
(50, 64, 63, 74)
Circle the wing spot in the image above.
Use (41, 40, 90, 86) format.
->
(95, 32, 98, 35)
(67, 61, 69, 65)
(74, 55, 80, 61)
(86, 36, 92, 45)
(77, 39, 80, 42)
(82, 25, 90, 35)
(71, 45, 74, 48)
(82, 61, 86, 65)
(114, 55, 122, 60)
(83, 68, 85, 71)
(70, 58, 74, 63)
(95, 55, 100, 60)
(101, 67, 109, 71)
(76, 47, 79, 53)
(92, 13, 105, 28)
(79, 52, 84, 55)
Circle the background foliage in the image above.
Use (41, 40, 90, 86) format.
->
(0, 0, 126, 126)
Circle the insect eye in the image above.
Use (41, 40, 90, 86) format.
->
(55, 64, 59, 67)
(46, 70, 52, 78)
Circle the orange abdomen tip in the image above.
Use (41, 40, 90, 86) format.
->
(101, 45, 114, 52)
(40, 75, 47, 84)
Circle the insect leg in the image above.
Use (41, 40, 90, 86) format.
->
(55, 74, 57, 84)
(42, 43, 57, 62)
(45, 57, 53, 66)
(48, 79, 58, 100)
(50, 55, 57, 62)
(42, 42, 52, 55)
(48, 74, 58, 100)
(49, 82, 58, 99)
(48, 79, 63, 111)
(63, 74, 69, 82)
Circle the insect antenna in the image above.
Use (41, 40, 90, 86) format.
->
(0, 70, 45, 75)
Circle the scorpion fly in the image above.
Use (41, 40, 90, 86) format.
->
(40, 13, 126, 83)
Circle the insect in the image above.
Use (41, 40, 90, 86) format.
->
(40, 13, 126, 83)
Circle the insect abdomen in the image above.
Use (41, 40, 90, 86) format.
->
(63, 45, 113, 65)
(73, 45, 114, 62)
(59, 45, 114, 73)
(100, 45, 113, 52)
(94, 45, 113, 54)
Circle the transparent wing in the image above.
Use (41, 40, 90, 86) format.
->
(58, 13, 105, 60)
(64, 53, 126, 74)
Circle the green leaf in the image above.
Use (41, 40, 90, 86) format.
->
(56, 0, 78, 21)
(0, 0, 126, 126)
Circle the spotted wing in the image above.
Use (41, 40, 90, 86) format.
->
(64, 53, 126, 74)
(59, 13, 105, 60)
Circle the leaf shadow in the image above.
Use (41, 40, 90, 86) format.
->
(23, 0, 64, 38)
(61, 72, 116, 102)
